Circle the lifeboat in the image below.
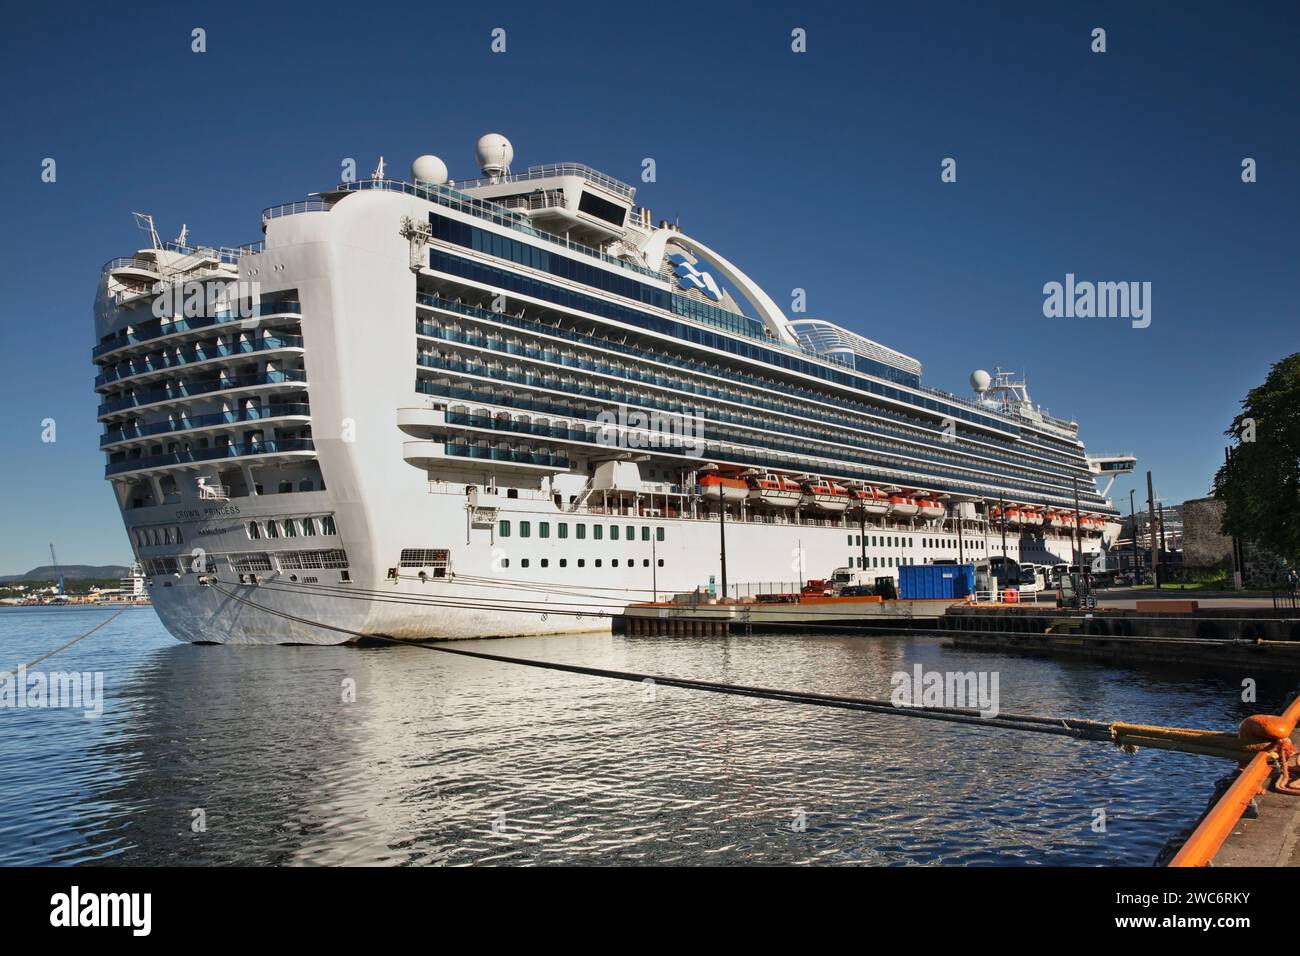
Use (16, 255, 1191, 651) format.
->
(1005, 508, 1024, 527)
(854, 486, 892, 516)
(916, 498, 946, 520)
(698, 473, 748, 503)
(1048, 512, 1067, 530)
(1023, 510, 1044, 527)
(745, 473, 802, 508)
(802, 480, 851, 512)
(888, 495, 919, 518)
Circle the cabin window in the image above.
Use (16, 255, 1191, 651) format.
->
(612, 559, 619, 568)
(499, 519, 511, 537)
(559, 559, 567, 568)
(625, 525, 635, 540)
(321, 516, 337, 535)
(521, 558, 530, 568)
(520, 521, 531, 538)
(656, 528, 665, 542)
(578, 559, 585, 568)
(558, 523, 568, 539)
(266, 521, 280, 538)
(539, 522, 550, 539)
(500, 558, 510, 568)
(641, 527, 650, 541)
(594, 525, 603, 540)
(576, 524, 586, 540)
(540, 559, 549, 568)
(248, 521, 261, 540)
(610, 526, 619, 541)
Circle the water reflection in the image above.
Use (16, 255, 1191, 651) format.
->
(0, 608, 1267, 865)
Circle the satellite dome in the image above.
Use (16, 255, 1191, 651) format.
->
(411, 154, 448, 185)
(475, 133, 514, 179)
(970, 369, 992, 393)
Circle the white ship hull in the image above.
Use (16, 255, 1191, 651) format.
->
(129, 486, 1109, 644)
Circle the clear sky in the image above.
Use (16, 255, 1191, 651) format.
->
(0, 1, 1296, 573)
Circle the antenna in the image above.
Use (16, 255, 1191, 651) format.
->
(371, 156, 386, 180)
(174, 224, 189, 248)
(131, 212, 162, 251)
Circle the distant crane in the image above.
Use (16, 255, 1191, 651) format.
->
(49, 543, 65, 597)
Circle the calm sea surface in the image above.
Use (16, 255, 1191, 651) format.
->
(0, 605, 1264, 866)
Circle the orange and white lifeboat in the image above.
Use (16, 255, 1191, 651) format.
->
(854, 486, 893, 516)
(745, 473, 802, 508)
(802, 480, 851, 512)
(1023, 510, 1044, 528)
(1048, 512, 1067, 530)
(699, 473, 748, 503)
(917, 498, 946, 521)
(1005, 508, 1024, 527)
(889, 495, 920, 518)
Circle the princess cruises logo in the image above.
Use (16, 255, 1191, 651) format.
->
(668, 252, 723, 302)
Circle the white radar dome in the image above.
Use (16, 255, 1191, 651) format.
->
(475, 133, 514, 178)
(411, 154, 448, 185)
(970, 369, 992, 393)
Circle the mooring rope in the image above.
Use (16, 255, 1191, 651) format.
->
(8, 607, 126, 671)
(206, 581, 1288, 760)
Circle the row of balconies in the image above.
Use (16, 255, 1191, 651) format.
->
(414, 293, 1090, 475)
(95, 331, 302, 389)
(98, 367, 306, 418)
(92, 297, 302, 359)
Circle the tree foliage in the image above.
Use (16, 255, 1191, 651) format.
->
(1212, 352, 1300, 563)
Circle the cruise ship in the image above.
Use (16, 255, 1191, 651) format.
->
(92, 134, 1135, 644)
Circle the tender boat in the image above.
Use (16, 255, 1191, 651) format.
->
(699, 473, 748, 503)
(889, 495, 919, 518)
(745, 472, 803, 507)
(802, 480, 851, 512)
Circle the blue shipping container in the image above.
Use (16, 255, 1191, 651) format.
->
(898, 564, 974, 600)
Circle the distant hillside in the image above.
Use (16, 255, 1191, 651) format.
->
(0, 565, 131, 583)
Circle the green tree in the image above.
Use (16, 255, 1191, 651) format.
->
(1212, 352, 1300, 564)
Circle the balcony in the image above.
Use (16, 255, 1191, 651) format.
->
(98, 369, 307, 417)
(396, 406, 445, 434)
(92, 299, 302, 359)
(100, 402, 312, 447)
(105, 438, 316, 477)
(95, 334, 304, 388)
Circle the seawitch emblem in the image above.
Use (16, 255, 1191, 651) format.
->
(668, 252, 723, 302)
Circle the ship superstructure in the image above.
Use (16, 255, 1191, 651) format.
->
(92, 135, 1123, 643)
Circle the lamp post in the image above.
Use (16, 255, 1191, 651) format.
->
(1129, 488, 1140, 583)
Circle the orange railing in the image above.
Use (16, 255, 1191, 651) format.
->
(1168, 693, 1300, 866)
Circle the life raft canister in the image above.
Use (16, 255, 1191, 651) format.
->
(1003, 588, 1020, 604)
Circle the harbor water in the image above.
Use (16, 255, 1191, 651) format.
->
(0, 605, 1261, 866)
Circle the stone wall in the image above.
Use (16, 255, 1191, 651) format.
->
(1181, 496, 1233, 570)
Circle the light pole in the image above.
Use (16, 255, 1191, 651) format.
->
(1129, 488, 1140, 583)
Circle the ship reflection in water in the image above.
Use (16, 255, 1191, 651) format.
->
(0, 607, 1259, 865)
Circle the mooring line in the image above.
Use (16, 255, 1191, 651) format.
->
(206, 581, 1292, 761)
(9, 608, 126, 671)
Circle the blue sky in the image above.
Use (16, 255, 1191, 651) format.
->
(0, 1, 1296, 572)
